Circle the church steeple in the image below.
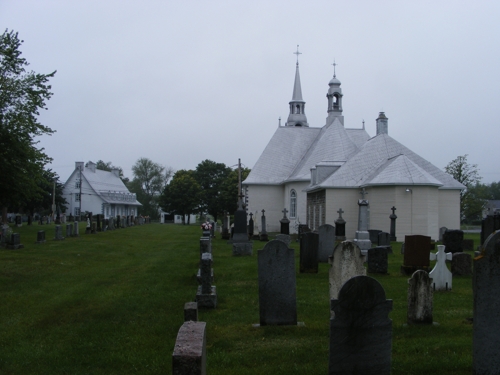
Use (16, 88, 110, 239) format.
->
(326, 60, 344, 125)
(285, 45, 309, 127)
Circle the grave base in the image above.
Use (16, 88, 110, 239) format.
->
(259, 233, 269, 242)
(197, 268, 214, 283)
(53, 237, 65, 241)
(400, 265, 431, 276)
(196, 286, 217, 308)
(232, 242, 253, 256)
(6, 244, 24, 250)
(35, 240, 46, 244)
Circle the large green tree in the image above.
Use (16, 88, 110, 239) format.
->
(194, 160, 232, 221)
(445, 154, 484, 223)
(128, 157, 172, 219)
(0, 29, 56, 222)
(22, 169, 67, 216)
(159, 170, 200, 224)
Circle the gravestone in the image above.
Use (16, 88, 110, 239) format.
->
(480, 215, 500, 245)
(300, 231, 319, 273)
(184, 302, 198, 322)
(368, 229, 382, 244)
(248, 213, 254, 238)
(65, 224, 72, 238)
(443, 229, 464, 253)
(439, 226, 448, 242)
(172, 321, 207, 375)
(96, 214, 102, 232)
(329, 241, 366, 300)
(407, 270, 433, 325)
(451, 252, 472, 276)
(259, 210, 269, 242)
(199, 237, 211, 256)
(27, 215, 32, 226)
(210, 221, 215, 238)
(196, 253, 217, 308)
(298, 224, 311, 241)
(258, 240, 297, 326)
(318, 224, 336, 263)
(429, 245, 452, 291)
(73, 221, 79, 237)
(91, 222, 97, 234)
(378, 232, 391, 250)
(280, 208, 290, 235)
(473, 231, 500, 374)
(54, 225, 65, 241)
(15, 214, 22, 227)
(230, 203, 251, 256)
(334, 208, 346, 241)
(401, 235, 431, 275)
(221, 213, 230, 240)
(354, 190, 371, 255)
(7, 233, 24, 249)
(367, 246, 388, 274)
(35, 230, 46, 244)
(85, 215, 91, 234)
(329, 276, 392, 375)
(275, 234, 291, 247)
(462, 239, 474, 252)
(389, 206, 397, 241)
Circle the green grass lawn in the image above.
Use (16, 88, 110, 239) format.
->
(0, 223, 477, 374)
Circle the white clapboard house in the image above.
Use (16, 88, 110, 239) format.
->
(63, 161, 142, 218)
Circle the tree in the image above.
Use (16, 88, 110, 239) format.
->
(22, 169, 67, 216)
(128, 157, 172, 219)
(159, 170, 200, 224)
(445, 154, 483, 223)
(194, 160, 232, 221)
(0, 29, 56, 222)
(219, 167, 251, 215)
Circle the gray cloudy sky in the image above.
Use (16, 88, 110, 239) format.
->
(2, 1, 499, 183)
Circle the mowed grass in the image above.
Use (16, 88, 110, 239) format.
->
(0, 223, 477, 374)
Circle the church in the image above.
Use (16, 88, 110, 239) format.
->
(243, 58, 463, 241)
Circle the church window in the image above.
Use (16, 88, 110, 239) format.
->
(75, 193, 80, 202)
(75, 180, 81, 189)
(290, 190, 297, 218)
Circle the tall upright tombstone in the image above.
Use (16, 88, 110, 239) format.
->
(473, 231, 500, 374)
(258, 240, 297, 326)
(280, 208, 290, 235)
(196, 253, 217, 308)
(407, 270, 433, 325)
(73, 221, 79, 237)
(248, 213, 254, 238)
(329, 276, 393, 375)
(401, 235, 431, 275)
(329, 241, 366, 300)
(300, 231, 319, 273)
(318, 224, 336, 263)
(354, 189, 371, 255)
(389, 206, 397, 241)
(221, 212, 230, 240)
(334, 208, 346, 241)
(259, 209, 269, 242)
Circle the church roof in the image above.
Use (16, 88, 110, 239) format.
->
(309, 133, 464, 190)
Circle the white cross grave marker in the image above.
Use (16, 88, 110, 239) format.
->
(429, 244, 452, 291)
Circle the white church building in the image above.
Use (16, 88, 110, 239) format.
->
(243, 60, 463, 240)
(63, 161, 142, 219)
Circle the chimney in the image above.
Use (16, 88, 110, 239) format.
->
(376, 112, 388, 135)
(87, 161, 96, 173)
(111, 168, 120, 178)
(75, 161, 84, 171)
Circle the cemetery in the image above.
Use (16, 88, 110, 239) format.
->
(0, 220, 486, 374)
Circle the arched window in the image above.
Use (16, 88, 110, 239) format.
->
(290, 190, 297, 218)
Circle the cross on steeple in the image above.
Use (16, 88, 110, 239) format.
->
(332, 60, 338, 78)
(293, 45, 302, 65)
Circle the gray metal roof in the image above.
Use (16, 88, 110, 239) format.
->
(82, 168, 142, 206)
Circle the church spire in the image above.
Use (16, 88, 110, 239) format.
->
(286, 45, 309, 127)
(326, 59, 344, 125)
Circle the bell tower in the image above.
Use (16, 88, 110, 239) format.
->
(326, 61, 344, 125)
(285, 45, 309, 127)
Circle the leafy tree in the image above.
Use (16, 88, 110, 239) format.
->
(445, 154, 483, 223)
(159, 170, 200, 224)
(128, 157, 172, 219)
(194, 160, 232, 222)
(220, 167, 251, 214)
(22, 169, 67, 216)
(0, 29, 56, 222)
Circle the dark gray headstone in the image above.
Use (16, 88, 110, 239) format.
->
(329, 276, 392, 375)
(280, 208, 290, 235)
(65, 224, 72, 238)
(300, 232, 319, 273)
(367, 246, 388, 274)
(368, 229, 382, 244)
(258, 240, 297, 326)
(200, 238, 211, 257)
(481, 215, 500, 245)
(54, 225, 64, 240)
(473, 231, 500, 374)
(259, 210, 268, 242)
(35, 230, 46, 244)
(232, 204, 248, 243)
(378, 232, 391, 247)
(452, 252, 472, 276)
(334, 208, 346, 241)
(7, 233, 24, 249)
(196, 253, 217, 308)
(172, 321, 207, 375)
(318, 224, 335, 263)
(407, 270, 433, 325)
(401, 235, 431, 275)
(443, 229, 464, 253)
(73, 221, 79, 237)
(275, 234, 291, 247)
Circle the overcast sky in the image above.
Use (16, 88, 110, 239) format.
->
(2, 1, 499, 184)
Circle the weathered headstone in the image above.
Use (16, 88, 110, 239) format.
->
(329, 241, 366, 299)
(96, 214, 102, 232)
(275, 234, 291, 247)
(334, 208, 346, 241)
(196, 253, 217, 308)
(280, 208, 290, 235)
(407, 270, 433, 325)
(480, 215, 500, 245)
(35, 230, 46, 244)
(443, 229, 464, 253)
(368, 229, 382, 244)
(259, 210, 269, 242)
(439, 226, 448, 242)
(401, 235, 431, 275)
(329, 275, 392, 375)
(65, 224, 72, 238)
(91, 222, 97, 234)
(172, 321, 207, 375)
(15, 214, 22, 227)
(7, 233, 24, 249)
(429, 245, 452, 291)
(258, 240, 297, 326)
(73, 221, 79, 237)
(473, 230, 500, 374)
(300, 231, 319, 273)
(54, 225, 65, 241)
(367, 246, 388, 274)
(354, 189, 371, 255)
(451, 252, 472, 276)
(378, 231, 391, 249)
(184, 302, 198, 322)
(389, 206, 397, 241)
(318, 224, 335, 263)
